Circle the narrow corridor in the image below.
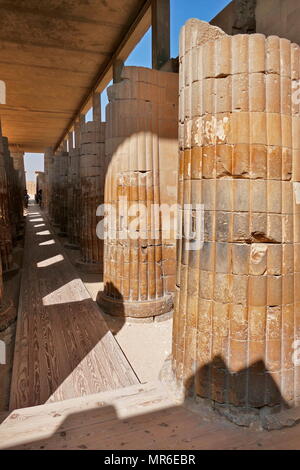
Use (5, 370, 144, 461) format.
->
(10, 202, 138, 410)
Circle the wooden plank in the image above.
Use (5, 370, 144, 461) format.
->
(1, 382, 176, 449)
(3, 377, 300, 450)
(10, 202, 138, 410)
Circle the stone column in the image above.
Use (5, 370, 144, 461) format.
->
(0, 249, 15, 323)
(2, 138, 18, 244)
(76, 99, 105, 273)
(9, 147, 26, 192)
(57, 140, 69, 237)
(172, 19, 300, 414)
(46, 149, 56, 222)
(97, 66, 178, 318)
(51, 151, 61, 227)
(65, 122, 81, 250)
(51, 144, 68, 233)
(9, 145, 26, 232)
(0, 130, 13, 273)
(36, 172, 45, 207)
(43, 147, 53, 215)
(0, 252, 3, 310)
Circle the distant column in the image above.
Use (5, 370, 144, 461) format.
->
(57, 140, 69, 237)
(43, 147, 54, 215)
(9, 146, 26, 193)
(9, 146, 26, 228)
(51, 150, 61, 227)
(76, 99, 105, 273)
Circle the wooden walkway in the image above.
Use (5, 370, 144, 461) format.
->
(10, 202, 138, 410)
(2, 381, 300, 450)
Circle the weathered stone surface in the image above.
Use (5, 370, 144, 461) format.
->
(35, 171, 45, 207)
(65, 127, 80, 249)
(43, 147, 54, 218)
(76, 118, 106, 273)
(173, 19, 300, 413)
(97, 66, 178, 318)
(0, 126, 23, 273)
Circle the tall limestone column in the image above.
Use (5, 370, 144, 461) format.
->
(45, 149, 56, 222)
(9, 145, 25, 228)
(2, 137, 18, 244)
(51, 151, 61, 227)
(9, 146, 26, 192)
(0, 252, 3, 310)
(51, 144, 68, 232)
(172, 19, 300, 413)
(57, 140, 69, 237)
(0, 249, 16, 332)
(36, 172, 45, 207)
(65, 119, 82, 250)
(43, 148, 53, 215)
(97, 66, 178, 318)
(76, 97, 105, 273)
(0, 129, 14, 273)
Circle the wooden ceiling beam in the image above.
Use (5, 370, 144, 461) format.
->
(54, 0, 152, 151)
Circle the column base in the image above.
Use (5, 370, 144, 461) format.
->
(97, 291, 174, 318)
(75, 260, 103, 274)
(0, 300, 17, 332)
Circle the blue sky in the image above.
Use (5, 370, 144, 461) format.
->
(25, 0, 231, 182)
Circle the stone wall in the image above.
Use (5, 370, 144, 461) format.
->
(211, 0, 300, 46)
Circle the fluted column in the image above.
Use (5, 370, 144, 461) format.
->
(2, 138, 18, 244)
(36, 172, 45, 207)
(173, 19, 300, 412)
(9, 146, 25, 226)
(0, 252, 3, 311)
(51, 144, 68, 233)
(0, 130, 13, 273)
(65, 120, 81, 250)
(97, 66, 178, 318)
(9, 147, 26, 191)
(76, 98, 105, 273)
(43, 147, 53, 215)
(58, 140, 69, 236)
(51, 151, 61, 227)
(46, 149, 56, 222)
